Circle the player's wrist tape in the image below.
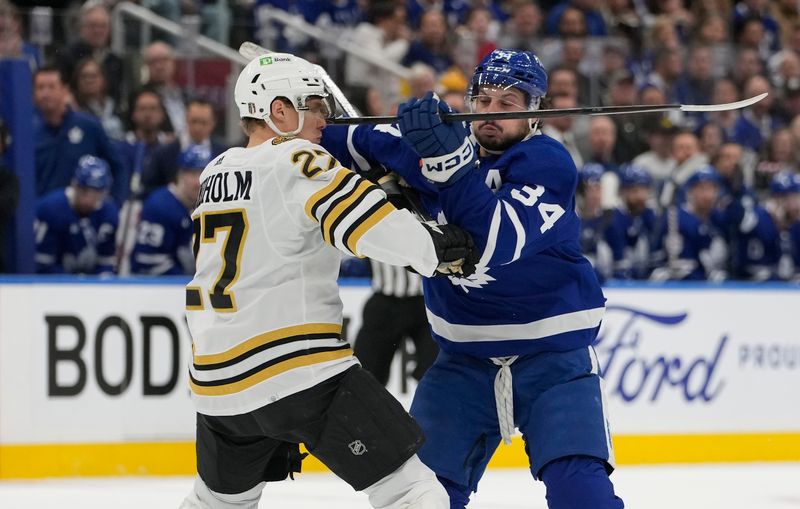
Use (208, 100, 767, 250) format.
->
(421, 138, 475, 184)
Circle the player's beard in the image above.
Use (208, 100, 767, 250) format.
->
(474, 122, 529, 152)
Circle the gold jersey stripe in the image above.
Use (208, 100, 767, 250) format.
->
(193, 323, 343, 366)
(304, 169, 353, 221)
(346, 202, 396, 255)
(320, 179, 375, 244)
(190, 348, 354, 396)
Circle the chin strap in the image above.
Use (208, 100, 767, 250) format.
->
(265, 110, 306, 137)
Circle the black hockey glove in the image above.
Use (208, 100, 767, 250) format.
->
(422, 222, 479, 278)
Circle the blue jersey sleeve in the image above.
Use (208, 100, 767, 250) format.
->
(34, 197, 66, 274)
(321, 124, 439, 202)
(437, 139, 578, 267)
(131, 190, 185, 275)
(95, 201, 119, 275)
(604, 211, 630, 279)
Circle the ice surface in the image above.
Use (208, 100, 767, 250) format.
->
(1, 463, 799, 509)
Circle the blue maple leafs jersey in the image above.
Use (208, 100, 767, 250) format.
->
(604, 207, 658, 280)
(131, 186, 194, 275)
(725, 202, 782, 281)
(324, 125, 606, 357)
(579, 212, 613, 284)
(651, 206, 728, 280)
(34, 189, 118, 274)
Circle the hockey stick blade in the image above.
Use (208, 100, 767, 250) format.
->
(679, 92, 767, 112)
(238, 41, 266, 60)
(327, 93, 768, 125)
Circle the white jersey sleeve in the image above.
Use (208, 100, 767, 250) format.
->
(286, 139, 439, 276)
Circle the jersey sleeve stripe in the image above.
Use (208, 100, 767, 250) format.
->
(189, 345, 353, 396)
(344, 201, 396, 256)
(193, 322, 342, 366)
(304, 170, 357, 220)
(320, 180, 379, 244)
(326, 189, 384, 251)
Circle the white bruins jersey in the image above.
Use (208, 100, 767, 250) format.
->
(186, 136, 438, 416)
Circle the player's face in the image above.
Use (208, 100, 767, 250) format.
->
(582, 182, 603, 212)
(622, 185, 650, 213)
(471, 86, 531, 152)
(178, 170, 203, 207)
(73, 186, 105, 216)
(784, 193, 800, 220)
(689, 181, 719, 214)
(297, 97, 329, 144)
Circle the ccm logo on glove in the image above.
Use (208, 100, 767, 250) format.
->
(422, 138, 475, 176)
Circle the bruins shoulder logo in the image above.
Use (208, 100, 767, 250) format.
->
(272, 136, 295, 145)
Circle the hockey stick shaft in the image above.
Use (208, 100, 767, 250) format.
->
(327, 93, 768, 125)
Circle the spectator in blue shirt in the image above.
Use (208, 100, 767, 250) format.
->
(34, 155, 118, 275)
(32, 66, 126, 205)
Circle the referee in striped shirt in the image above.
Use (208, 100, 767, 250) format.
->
(353, 259, 438, 386)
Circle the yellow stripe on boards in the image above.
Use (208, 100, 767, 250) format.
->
(0, 442, 196, 478)
(2, 433, 800, 479)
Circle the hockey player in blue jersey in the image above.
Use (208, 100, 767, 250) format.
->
(576, 163, 613, 283)
(605, 164, 658, 280)
(394, 49, 623, 509)
(651, 166, 728, 281)
(712, 158, 782, 281)
(131, 144, 210, 275)
(34, 155, 118, 274)
(769, 172, 800, 281)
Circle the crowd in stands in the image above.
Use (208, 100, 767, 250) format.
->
(1, 0, 800, 282)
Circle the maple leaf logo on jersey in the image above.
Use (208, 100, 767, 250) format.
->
(434, 210, 497, 293)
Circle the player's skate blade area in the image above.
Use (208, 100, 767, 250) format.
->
(1, 463, 798, 508)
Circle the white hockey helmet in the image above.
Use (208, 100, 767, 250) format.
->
(234, 53, 335, 136)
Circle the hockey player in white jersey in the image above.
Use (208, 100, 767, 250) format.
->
(179, 53, 477, 509)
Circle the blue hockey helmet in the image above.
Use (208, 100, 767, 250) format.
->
(467, 49, 548, 107)
(770, 171, 800, 195)
(685, 165, 721, 189)
(579, 163, 604, 184)
(73, 155, 112, 190)
(177, 144, 213, 171)
(619, 164, 653, 188)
